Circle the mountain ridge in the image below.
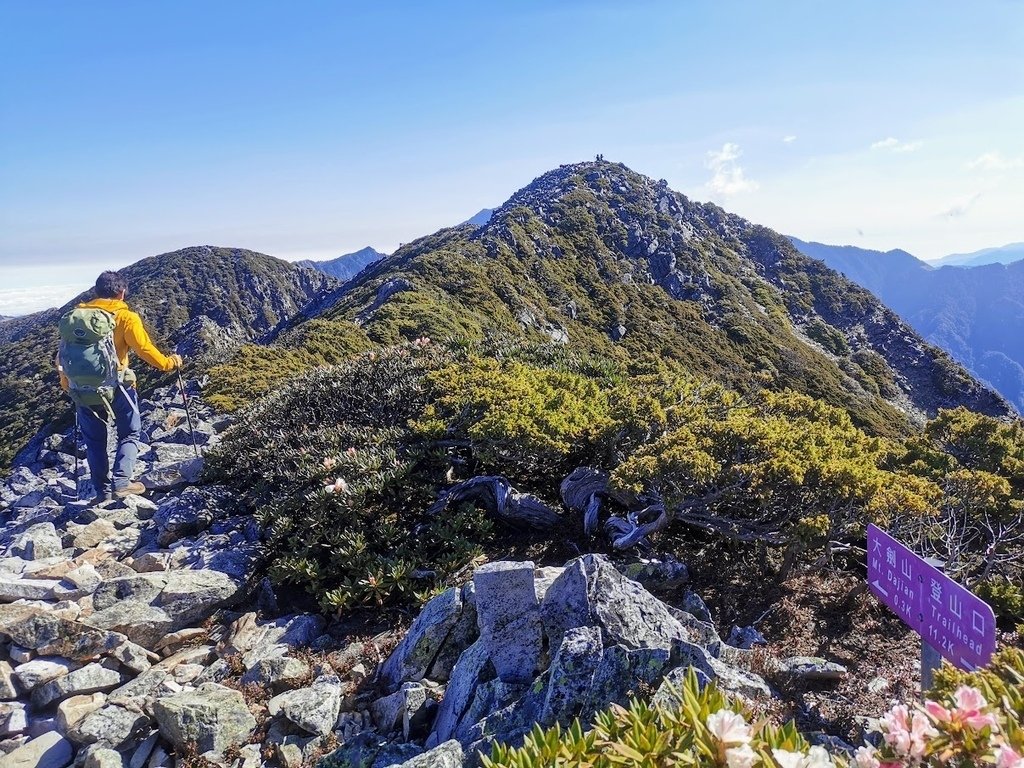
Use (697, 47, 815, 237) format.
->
(297, 246, 387, 282)
(791, 237, 1024, 413)
(311, 160, 1010, 434)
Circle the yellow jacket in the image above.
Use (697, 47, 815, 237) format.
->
(58, 298, 176, 389)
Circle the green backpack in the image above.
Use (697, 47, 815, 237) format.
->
(58, 307, 120, 416)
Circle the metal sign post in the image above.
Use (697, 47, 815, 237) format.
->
(866, 524, 996, 695)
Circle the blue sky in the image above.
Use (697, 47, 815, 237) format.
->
(1, 1, 1022, 314)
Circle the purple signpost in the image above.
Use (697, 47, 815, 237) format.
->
(867, 524, 996, 686)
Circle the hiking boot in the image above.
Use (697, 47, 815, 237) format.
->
(91, 492, 113, 505)
(112, 481, 147, 499)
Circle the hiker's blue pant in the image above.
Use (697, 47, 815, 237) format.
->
(78, 385, 142, 497)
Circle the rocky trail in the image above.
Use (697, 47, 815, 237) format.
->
(0, 383, 854, 768)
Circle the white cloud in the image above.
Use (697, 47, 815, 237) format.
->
(966, 151, 1024, 171)
(936, 192, 982, 219)
(0, 284, 84, 316)
(871, 137, 922, 153)
(783, 135, 797, 143)
(705, 142, 759, 197)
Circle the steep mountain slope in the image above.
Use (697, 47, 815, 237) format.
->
(461, 208, 494, 227)
(297, 246, 386, 282)
(305, 161, 1009, 436)
(931, 242, 1024, 268)
(792, 238, 1024, 413)
(0, 246, 337, 469)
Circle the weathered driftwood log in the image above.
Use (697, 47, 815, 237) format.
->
(559, 467, 610, 537)
(427, 476, 562, 530)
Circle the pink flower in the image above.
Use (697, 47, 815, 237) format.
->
(323, 457, 338, 470)
(345, 447, 358, 458)
(853, 746, 880, 768)
(880, 704, 936, 760)
(997, 745, 1024, 768)
(925, 685, 998, 731)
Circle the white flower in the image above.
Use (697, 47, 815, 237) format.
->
(707, 709, 752, 746)
(771, 747, 834, 768)
(323, 477, 348, 494)
(726, 743, 760, 768)
(772, 750, 805, 768)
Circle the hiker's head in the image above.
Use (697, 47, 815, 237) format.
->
(95, 271, 127, 300)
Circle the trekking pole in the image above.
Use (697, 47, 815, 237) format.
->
(176, 368, 200, 457)
(73, 411, 81, 501)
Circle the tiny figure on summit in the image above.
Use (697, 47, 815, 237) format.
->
(56, 270, 183, 502)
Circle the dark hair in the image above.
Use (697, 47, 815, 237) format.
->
(95, 271, 127, 299)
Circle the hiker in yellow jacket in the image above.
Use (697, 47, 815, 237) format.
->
(57, 271, 183, 501)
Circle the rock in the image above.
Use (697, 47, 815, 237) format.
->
(82, 604, 172, 650)
(109, 643, 152, 676)
(62, 566, 102, 597)
(127, 733, 158, 768)
(726, 625, 767, 649)
(541, 626, 603, 725)
(474, 561, 542, 684)
(13, 658, 79, 692)
(389, 740, 462, 768)
(152, 489, 218, 546)
(679, 590, 714, 624)
(171, 665, 203, 685)
(128, 554, 167, 574)
(70, 521, 118, 551)
(0, 578, 58, 603)
(240, 656, 309, 692)
(370, 682, 426, 735)
(0, 732, 73, 768)
(0, 605, 121, 661)
(0, 704, 27, 738)
(619, 556, 689, 593)
(541, 555, 686, 654)
(153, 628, 207, 656)
(779, 656, 848, 682)
(0, 663, 16, 701)
(152, 683, 255, 756)
(379, 588, 468, 691)
(428, 638, 490, 745)
(7, 524, 63, 561)
(106, 671, 171, 711)
(266, 674, 342, 736)
(56, 693, 106, 734)
(32, 663, 123, 709)
(7, 649, 31, 666)
(67, 705, 149, 750)
(81, 747, 123, 768)
(139, 459, 203, 492)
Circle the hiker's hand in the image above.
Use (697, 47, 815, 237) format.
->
(168, 354, 184, 369)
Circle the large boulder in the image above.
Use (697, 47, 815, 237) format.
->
(474, 562, 542, 684)
(153, 683, 256, 756)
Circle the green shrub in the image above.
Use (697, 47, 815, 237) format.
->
(206, 342, 493, 610)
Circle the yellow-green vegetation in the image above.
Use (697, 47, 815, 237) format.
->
(483, 654, 1024, 768)
(205, 319, 372, 411)
(483, 669, 822, 768)
(414, 357, 615, 484)
(210, 339, 1024, 619)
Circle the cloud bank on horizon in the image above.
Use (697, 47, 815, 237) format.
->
(1, 1, 1021, 302)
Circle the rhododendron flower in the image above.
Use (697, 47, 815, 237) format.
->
(925, 685, 998, 731)
(706, 709, 752, 745)
(324, 477, 348, 494)
(879, 704, 937, 760)
(852, 746, 880, 768)
(725, 743, 759, 768)
(997, 745, 1024, 768)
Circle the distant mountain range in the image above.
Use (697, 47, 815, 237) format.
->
(297, 246, 386, 282)
(791, 238, 1024, 412)
(462, 208, 494, 227)
(928, 242, 1024, 268)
